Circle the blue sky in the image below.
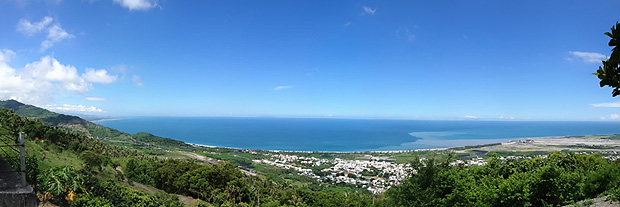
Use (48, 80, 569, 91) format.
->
(0, 0, 619, 120)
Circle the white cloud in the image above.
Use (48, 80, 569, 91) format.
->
(463, 115, 478, 119)
(113, 0, 158, 11)
(85, 96, 106, 101)
(0, 49, 118, 106)
(22, 56, 91, 93)
(82, 68, 118, 84)
(499, 115, 515, 120)
(132, 75, 143, 87)
(590, 102, 620, 107)
(16, 16, 53, 36)
(600, 114, 620, 120)
(569, 51, 606, 63)
(362, 6, 376, 15)
(44, 104, 105, 113)
(41, 25, 74, 51)
(0, 49, 16, 63)
(15, 17, 74, 51)
(274, 85, 294, 90)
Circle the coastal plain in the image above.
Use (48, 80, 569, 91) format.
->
(163, 134, 620, 195)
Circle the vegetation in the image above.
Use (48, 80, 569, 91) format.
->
(380, 153, 620, 207)
(0, 106, 184, 206)
(38, 166, 85, 204)
(123, 157, 374, 206)
(132, 132, 190, 148)
(0, 99, 131, 140)
(594, 22, 620, 96)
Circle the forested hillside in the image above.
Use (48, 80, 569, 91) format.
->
(0, 100, 129, 140)
(0, 100, 190, 149)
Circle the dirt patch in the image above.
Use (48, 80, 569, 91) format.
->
(129, 182, 200, 206)
(563, 196, 620, 207)
(178, 151, 257, 176)
(178, 151, 219, 165)
(473, 137, 620, 153)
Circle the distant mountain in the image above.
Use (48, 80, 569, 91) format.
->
(0, 100, 126, 138)
(0, 100, 69, 121)
(0, 100, 188, 148)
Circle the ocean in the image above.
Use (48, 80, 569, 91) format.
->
(95, 117, 620, 152)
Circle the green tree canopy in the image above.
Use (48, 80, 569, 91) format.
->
(80, 150, 103, 171)
(594, 22, 620, 96)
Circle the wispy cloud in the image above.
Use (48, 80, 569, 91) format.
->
(343, 22, 352, 28)
(132, 75, 143, 87)
(590, 102, 620, 107)
(274, 85, 294, 90)
(85, 96, 106, 101)
(44, 104, 105, 113)
(82, 68, 118, 84)
(464, 115, 478, 119)
(362, 6, 376, 15)
(0, 49, 15, 62)
(601, 114, 620, 120)
(16, 17, 74, 52)
(397, 27, 416, 42)
(16, 16, 52, 36)
(113, 0, 158, 11)
(569, 51, 606, 63)
(499, 115, 515, 120)
(41, 25, 74, 52)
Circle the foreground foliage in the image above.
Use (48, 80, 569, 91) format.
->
(594, 22, 620, 96)
(381, 153, 620, 207)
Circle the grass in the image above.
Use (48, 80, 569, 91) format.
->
(26, 140, 83, 170)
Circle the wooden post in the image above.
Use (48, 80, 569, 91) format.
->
(19, 132, 26, 187)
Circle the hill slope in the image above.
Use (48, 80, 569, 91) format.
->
(0, 100, 188, 148)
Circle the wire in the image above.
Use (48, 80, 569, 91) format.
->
(0, 135, 19, 153)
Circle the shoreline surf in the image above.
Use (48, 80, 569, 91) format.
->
(187, 135, 605, 154)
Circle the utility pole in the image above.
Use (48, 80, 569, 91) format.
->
(19, 132, 27, 187)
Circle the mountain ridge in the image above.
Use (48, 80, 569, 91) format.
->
(0, 100, 188, 148)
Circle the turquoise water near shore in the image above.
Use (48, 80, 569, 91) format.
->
(96, 117, 620, 152)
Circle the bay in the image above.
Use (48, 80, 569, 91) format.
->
(96, 117, 620, 152)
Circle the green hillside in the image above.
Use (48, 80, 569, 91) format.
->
(0, 100, 127, 139)
(0, 100, 190, 150)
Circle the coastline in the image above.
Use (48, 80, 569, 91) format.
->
(187, 135, 610, 154)
(91, 117, 127, 123)
(96, 117, 620, 154)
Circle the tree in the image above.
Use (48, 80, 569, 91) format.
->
(594, 22, 620, 96)
(80, 150, 103, 171)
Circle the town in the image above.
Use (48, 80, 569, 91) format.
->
(252, 149, 620, 194)
(254, 154, 412, 194)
